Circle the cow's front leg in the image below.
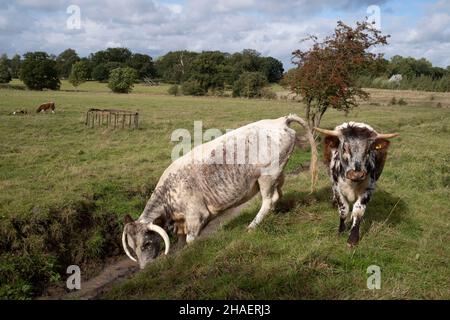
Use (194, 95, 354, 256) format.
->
(333, 186, 349, 234)
(186, 222, 202, 244)
(185, 208, 209, 244)
(348, 185, 374, 247)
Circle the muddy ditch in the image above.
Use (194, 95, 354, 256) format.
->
(0, 183, 156, 299)
(44, 203, 249, 300)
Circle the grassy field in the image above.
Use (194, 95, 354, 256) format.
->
(0, 80, 449, 299)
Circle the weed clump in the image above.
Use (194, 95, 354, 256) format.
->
(398, 98, 407, 105)
(390, 97, 397, 105)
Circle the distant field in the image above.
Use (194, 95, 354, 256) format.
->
(3, 79, 172, 95)
(0, 80, 449, 299)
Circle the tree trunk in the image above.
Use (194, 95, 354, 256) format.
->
(305, 126, 318, 193)
(303, 101, 326, 192)
(300, 102, 319, 193)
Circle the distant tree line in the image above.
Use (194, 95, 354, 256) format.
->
(156, 49, 283, 96)
(0, 48, 283, 96)
(355, 55, 450, 92)
(2, 47, 449, 93)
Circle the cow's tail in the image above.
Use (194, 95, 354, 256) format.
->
(285, 114, 318, 193)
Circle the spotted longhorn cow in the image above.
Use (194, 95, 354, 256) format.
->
(315, 122, 399, 247)
(122, 114, 316, 268)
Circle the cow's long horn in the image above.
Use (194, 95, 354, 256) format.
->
(376, 133, 399, 139)
(314, 127, 340, 136)
(122, 229, 137, 262)
(148, 223, 170, 255)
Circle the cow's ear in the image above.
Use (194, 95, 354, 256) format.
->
(373, 138, 390, 151)
(324, 135, 340, 149)
(323, 135, 340, 165)
(124, 214, 134, 225)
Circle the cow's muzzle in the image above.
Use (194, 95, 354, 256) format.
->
(346, 170, 367, 182)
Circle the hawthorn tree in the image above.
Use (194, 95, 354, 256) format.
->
(285, 20, 389, 189)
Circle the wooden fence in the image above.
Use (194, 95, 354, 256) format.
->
(85, 108, 139, 129)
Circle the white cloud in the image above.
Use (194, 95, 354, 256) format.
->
(0, 0, 449, 69)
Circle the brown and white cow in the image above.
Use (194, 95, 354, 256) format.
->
(36, 102, 55, 113)
(315, 122, 399, 247)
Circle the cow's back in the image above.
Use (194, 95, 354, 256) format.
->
(154, 117, 295, 211)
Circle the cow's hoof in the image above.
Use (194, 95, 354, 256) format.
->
(347, 241, 358, 248)
(338, 218, 347, 234)
(246, 225, 256, 232)
(347, 236, 359, 248)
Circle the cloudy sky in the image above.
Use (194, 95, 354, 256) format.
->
(1, 0, 449, 69)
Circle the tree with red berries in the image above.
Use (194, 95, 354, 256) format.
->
(284, 20, 389, 189)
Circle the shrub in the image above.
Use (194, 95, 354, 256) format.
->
(181, 80, 205, 96)
(232, 71, 268, 98)
(390, 97, 397, 105)
(69, 61, 89, 88)
(207, 87, 224, 96)
(261, 87, 277, 100)
(107, 67, 138, 93)
(168, 84, 180, 96)
(0, 60, 12, 83)
(20, 52, 60, 90)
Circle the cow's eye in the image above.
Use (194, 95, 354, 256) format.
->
(143, 241, 152, 248)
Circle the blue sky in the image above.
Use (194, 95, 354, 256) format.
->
(0, 0, 449, 69)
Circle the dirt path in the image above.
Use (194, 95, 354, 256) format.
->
(56, 202, 251, 300)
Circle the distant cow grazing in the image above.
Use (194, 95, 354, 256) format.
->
(315, 122, 399, 247)
(36, 102, 55, 113)
(11, 110, 28, 115)
(122, 114, 316, 269)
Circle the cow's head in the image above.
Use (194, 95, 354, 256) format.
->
(122, 214, 170, 269)
(315, 122, 399, 182)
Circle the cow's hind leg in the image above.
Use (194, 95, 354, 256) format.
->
(247, 175, 280, 230)
(276, 173, 285, 200)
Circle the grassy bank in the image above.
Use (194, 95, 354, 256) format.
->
(0, 81, 449, 299)
(102, 100, 450, 299)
